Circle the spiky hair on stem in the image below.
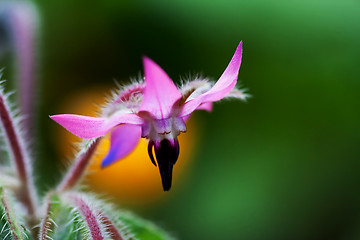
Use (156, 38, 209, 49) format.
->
(61, 192, 135, 240)
(0, 80, 32, 168)
(0, 79, 37, 216)
(57, 138, 102, 192)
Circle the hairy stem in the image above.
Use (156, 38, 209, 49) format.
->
(8, 2, 38, 136)
(68, 193, 104, 240)
(57, 138, 101, 192)
(0, 188, 22, 240)
(99, 212, 124, 240)
(0, 93, 36, 216)
(39, 197, 54, 240)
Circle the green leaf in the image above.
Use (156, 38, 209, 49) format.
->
(118, 212, 175, 240)
(51, 208, 84, 240)
(44, 194, 84, 240)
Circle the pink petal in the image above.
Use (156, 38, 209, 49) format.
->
(101, 124, 141, 167)
(138, 57, 182, 119)
(179, 41, 243, 117)
(197, 102, 213, 112)
(181, 103, 212, 122)
(50, 113, 143, 139)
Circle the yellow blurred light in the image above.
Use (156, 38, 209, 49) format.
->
(55, 87, 197, 205)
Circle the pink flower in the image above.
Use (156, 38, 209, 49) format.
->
(50, 41, 248, 191)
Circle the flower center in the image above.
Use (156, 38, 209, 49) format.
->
(142, 117, 185, 191)
(141, 117, 186, 141)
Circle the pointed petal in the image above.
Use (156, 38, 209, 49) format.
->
(50, 113, 143, 139)
(197, 102, 213, 112)
(179, 41, 243, 117)
(101, 124, 141, 167)
(50, 114, 106, 138)
(138, 57, 182, 119)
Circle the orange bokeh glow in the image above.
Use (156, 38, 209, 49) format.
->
(55, 87, 197, 204)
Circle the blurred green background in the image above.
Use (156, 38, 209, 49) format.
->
(3, 0, 360, 239)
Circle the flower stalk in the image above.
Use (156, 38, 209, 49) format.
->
(66, 193, 105, 240)
(7, 1, 38, 135)
(38, 197, 54, 240)
(0, 188, 23, 240)
(0, 90, 36, 216)
(57, 138, 101, 192)
(99, 213, 124, 240)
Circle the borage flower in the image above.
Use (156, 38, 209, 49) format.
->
(50, 41, 248, 191)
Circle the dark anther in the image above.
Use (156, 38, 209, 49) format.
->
(147, 140, 157, 167)
(147, 138, 180, 191)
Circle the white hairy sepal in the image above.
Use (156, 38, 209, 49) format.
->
(101, 80, 145, 118)
(179, 78, 212, 102)
(225, 87, 251, 101)
(100, 74, 247, 121)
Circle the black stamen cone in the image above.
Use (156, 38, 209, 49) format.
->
(147, 140, 157, 167)
(151, 138, 179, 191)
(158, 160, 173, 191)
